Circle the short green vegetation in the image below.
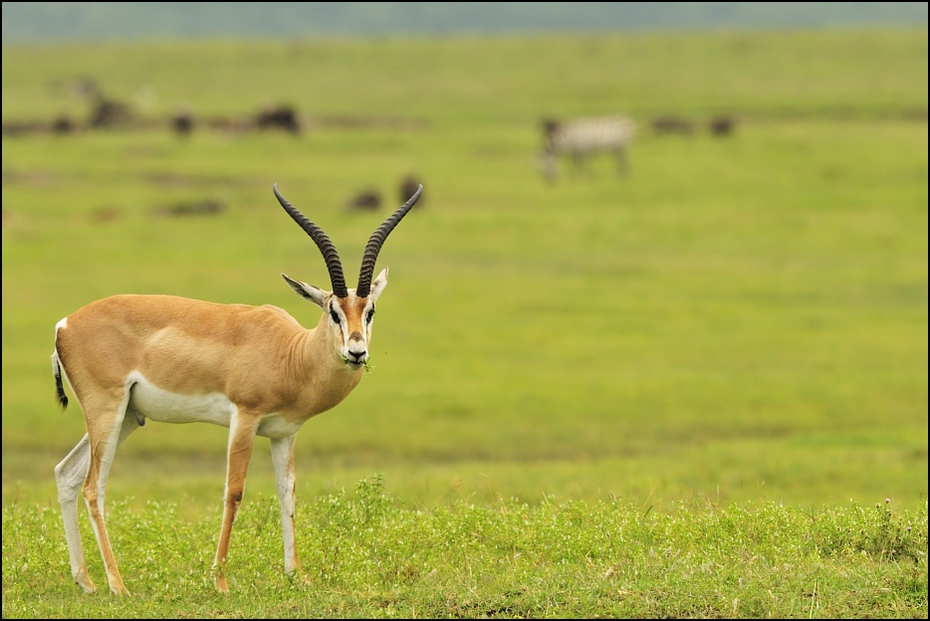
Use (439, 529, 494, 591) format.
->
(2, 477, 927, 618)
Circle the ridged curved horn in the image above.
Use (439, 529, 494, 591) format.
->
(273, 184, 348, 298)
(356, 184, 422, 298)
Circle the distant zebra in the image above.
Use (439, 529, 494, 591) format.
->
(540, 116, 636, 181)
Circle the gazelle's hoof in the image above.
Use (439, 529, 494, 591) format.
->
(74, 567, 96, 594)
(286, 570, 312, 587)
(109, 583, 131, 596)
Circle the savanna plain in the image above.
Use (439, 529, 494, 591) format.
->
(2, 28, 927, 618)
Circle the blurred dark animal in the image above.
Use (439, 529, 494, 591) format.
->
(0, 121, 40, 137)
(399, 175, 424, 207)
(172, 112, 194, 137)
(88, 96, 133, 129)
(540, 116, 636, 181)
(345, 189, 382, 211)
(651, 115, 696, 135)
(708, 116, 736, 137)
(52, 115, 75, 134)
(154, 200, 226, 218)
(255, 105, 301, 135)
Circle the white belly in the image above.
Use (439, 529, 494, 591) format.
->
(126, 371, 304, 439)
(128, 372, 232, 426)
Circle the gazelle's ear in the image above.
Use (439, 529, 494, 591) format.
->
(282, 274, 328, 308)
(369, 268, 389, 302)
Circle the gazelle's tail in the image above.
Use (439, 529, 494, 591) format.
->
(51, 349, 68, 410)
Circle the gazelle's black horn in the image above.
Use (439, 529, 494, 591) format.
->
(273, 184, 348, 298)
(356, 184, 422, 298)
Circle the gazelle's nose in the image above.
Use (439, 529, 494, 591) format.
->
(347, 348, 367, 363)
(347, 331, 367, 362)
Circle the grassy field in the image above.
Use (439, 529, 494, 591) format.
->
(2, 27, 928, 617)
(3, 479, 927, 618)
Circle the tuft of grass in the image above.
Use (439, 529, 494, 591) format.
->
(341, 355, 374, 374)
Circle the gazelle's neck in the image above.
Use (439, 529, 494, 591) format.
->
(285, 315, 364, 417)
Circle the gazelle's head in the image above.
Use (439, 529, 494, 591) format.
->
(274, 183, 422, 369)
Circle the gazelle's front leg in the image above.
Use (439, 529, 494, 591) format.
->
(270, 434, 301, 578)
(213, 408, 259, 593)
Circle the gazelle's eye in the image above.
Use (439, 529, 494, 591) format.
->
(366, 308, 375, 323)
(329, 309, 341, 325)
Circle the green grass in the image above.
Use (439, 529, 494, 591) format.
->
(2, 27, 928, 616)
(2, 477, 927, 618)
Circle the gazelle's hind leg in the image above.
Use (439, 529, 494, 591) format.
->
(55, 434, 96, 593)
(56, 392, 140, 595)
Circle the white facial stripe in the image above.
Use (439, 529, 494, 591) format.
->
(329, 298, 375, 365)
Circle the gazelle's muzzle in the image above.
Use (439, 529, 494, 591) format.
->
(344, 330, 368, 366)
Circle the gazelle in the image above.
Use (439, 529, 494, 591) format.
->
(51, 183, 423, 595)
